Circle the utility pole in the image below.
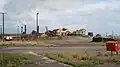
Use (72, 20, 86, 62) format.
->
(17, 26, 19, 41)
(0, 12, 6, 67)
(0, 25, 2, 40)
(0, 12, 7, 41)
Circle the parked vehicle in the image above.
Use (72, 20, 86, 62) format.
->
(4, 36, 13, 41)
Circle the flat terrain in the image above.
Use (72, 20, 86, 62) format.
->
(0, 36, 119, 67)
(40, 36, 105, 47)
(0, 36, 106, 53)
(42, 40, 105, 47)
(0, 46, 106, 53)
(0, 36, 106, 47)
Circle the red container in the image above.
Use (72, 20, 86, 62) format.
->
(106, 41, 118, 54)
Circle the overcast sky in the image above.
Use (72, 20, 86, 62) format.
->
(0, 0, 120, 35)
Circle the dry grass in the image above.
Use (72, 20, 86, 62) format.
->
(0, 53, 32, 67)
(43, 52, 120, 67)
(36, 41, 58, 47)
(43, 52, 104, 67)
(0, 41, 57, 47)
(106, 55, 120, 65)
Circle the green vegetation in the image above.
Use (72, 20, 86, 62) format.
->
(0, 53, 32, 67)
(43, 52, 120, 67)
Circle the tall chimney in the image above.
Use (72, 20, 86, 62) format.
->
(36, 13, 39, 34)
(45, 26, 48, 32)
(24, 25, 26, 34)
(37, 25, 39, 34)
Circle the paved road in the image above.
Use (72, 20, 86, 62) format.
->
(23, 52, 72, 67)
(0, 46, 106, 53)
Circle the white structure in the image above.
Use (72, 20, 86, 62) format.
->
(74, 29, 87, 36)
(55, 28, 71, 36)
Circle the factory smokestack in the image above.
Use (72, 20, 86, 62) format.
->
(24, 25, 26, 34)
(37, 25, 39, 34)
(36, 13, 39, 34)
(45, 26, 48, 32)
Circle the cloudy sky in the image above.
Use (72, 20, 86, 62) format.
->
(0, 0, 120, 35)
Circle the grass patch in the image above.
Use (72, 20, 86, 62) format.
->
(0, 41, 57, 48)
(43, 52, 120, 67)
(0, 53, 32, 67)
(36, 41, 57, 47)
(43, 52, 105, 67)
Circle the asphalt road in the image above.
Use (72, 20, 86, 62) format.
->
(0, 46, 106, 53)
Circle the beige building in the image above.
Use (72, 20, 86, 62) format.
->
(73, 29, 87, 36)
(54, 28, 71, 36)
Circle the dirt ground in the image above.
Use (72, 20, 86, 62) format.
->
(41, 40, 105, 47)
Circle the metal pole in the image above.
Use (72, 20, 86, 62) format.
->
(0, 12, 6, 67)
(112, 30, 114, 39)
(3, 13, 4, 41)
(17, 26, 19, 41)
(0, 25, 2, 40)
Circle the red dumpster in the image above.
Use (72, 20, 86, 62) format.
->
(106, 41, 119, 55)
